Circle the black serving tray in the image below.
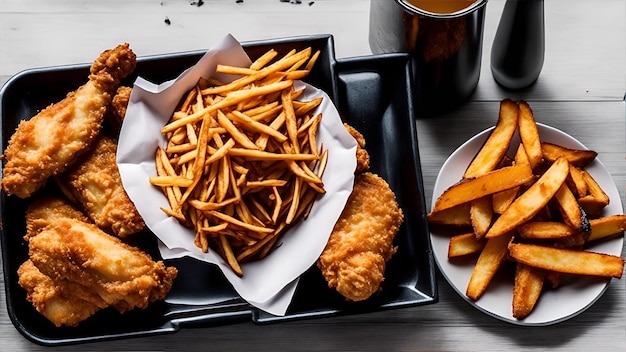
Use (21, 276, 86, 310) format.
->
(0, 34, 437, 346)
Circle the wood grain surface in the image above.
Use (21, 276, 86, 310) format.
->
(1, 1, 624, 351)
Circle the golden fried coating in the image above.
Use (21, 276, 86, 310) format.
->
(111, 86, 132, 121)
(59, 136, 145, 237)
(343, 123, 370, 173)
(28, 218, 177, 314)
(17, 260, 107, 327)
(318, 172, 403, 301)
(24, 196, 88, 241)
(1, 43, 136, 198)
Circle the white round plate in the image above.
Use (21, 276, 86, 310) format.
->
(430, 123, 624, 326)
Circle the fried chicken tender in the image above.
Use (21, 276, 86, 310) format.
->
(24, 196, 88, 241)
(28, 217, 177, 314)
(344, 123, 370, 173)
(59, 136, 145, 237)
(318, 172, 403, 301)
(17, 260, 107, 327)
(1, 43, 136, 198)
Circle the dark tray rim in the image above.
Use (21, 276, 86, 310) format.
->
(1, 34, 437, 346)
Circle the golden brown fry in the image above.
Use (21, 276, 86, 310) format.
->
(431, 163, 534, 213)
(541, 142, 597, 168)
(517, 101, 543, 169)
(448, 232, 485, 258)
(508, 242, 624, 278)
(485, 157, 570, 238)
(466, 231, 514, 301)
(512, 263, 546, 319)
(150, 47, 328, 275)
(464, 99, 519, 178)
(518, 221, 578, 240)
(469, 196, 493, 239)
(587, 215, 626, 242)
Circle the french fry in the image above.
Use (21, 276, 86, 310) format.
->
(428, 99, 626, 320)
(541, 142, 597, 168)
(448, 232, 485, 258)
(517, 101, 543, 169)
(426, 203, 471, 227)
(508, 242, 624, 278)
(485, 157, 570, 238)
(512, 263, 546, 319)
(431, 163, 534, 213)
(464, 99, 519, 178)
(554, 183, 590, 233)
(518, 221, 578, 240)
(149, 46, 327, 276)
(466, 231, 514, 301)
(470, 196, 493, 239)
(587, 215, 626, 242)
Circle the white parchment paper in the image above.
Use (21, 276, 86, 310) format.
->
(117, 34, 357, 316)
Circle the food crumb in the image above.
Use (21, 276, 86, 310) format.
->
(190, 0, 204, 6)
(164, 16, 171, 25)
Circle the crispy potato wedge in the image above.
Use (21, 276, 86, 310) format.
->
(426, 203, 471, 226)
(466, 231, 514, 300)
(567, 164, 588, 198)
(485, 157, 570, 238)
(518, 101, 543, 169)
(518, 221, 578, 240)
(578, 169, 610, 217)
(431, 163, 534, 213)
(470, 196, 493, 239)
(508, 242, 624, 278)
(541, 142, 597, 168)
(554, 183, 590, 233)
(448, 232, 486, 258)
(512, 263, 546, 319)
(587, 215, 626, 242)
(464, 99, 519, 178)
(492, 187, 519, 214)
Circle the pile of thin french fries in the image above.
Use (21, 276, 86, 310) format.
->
(428, 99, 625, 319)
(149, 47, 328, 277)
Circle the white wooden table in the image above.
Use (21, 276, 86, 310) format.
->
(1, 0, 624, 350)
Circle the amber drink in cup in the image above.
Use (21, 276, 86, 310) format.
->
(369, 0, 488, 115)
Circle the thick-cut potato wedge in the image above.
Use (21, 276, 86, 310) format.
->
(508, 242, 624, 278)
(567, 164, 588, 198)
(541, 142, 597, 168)
(578, 169, 610, 217)
(518, 101, 543, 169)
(492, 143, 527, 214)
(466, 231, 514, 300)
(448, 232, 486, 257)
(512, 263, 546, 319)
(518, 221, 578, 240)
(431, 163, 534, 213)
(464, 99, 519, 179)
(426, 203, 471, 226)
(491, 187, 519, 214)
(470, 196, 493, 239)
(554, 183, 590, 233)
(485, 157, 569, 238)
(587, 215, 626, 242)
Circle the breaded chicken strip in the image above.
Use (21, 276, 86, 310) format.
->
(24, 196, 88, 241)
(318, 172, 403, 301)
(343, 123, 370, 173)
(17, 260, 107, 327)
(1, 43, 136, 198)
(58, 136, 145, 237)
(28, 218, 177, 313)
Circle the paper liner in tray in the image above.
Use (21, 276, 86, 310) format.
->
(116, 34, 357, 316)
